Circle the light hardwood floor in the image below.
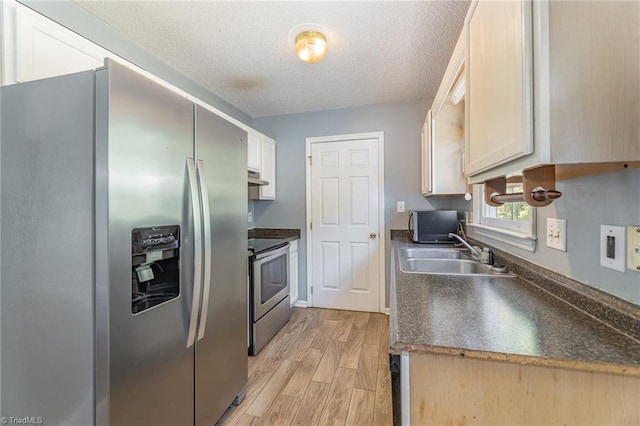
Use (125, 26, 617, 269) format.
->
(218, 307, 392, 425)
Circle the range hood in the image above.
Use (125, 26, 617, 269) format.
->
(248, 170, 268, 186)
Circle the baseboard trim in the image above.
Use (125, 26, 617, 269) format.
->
(291, 300, 386, 312)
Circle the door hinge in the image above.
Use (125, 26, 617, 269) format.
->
(310, 222, 313, 230)
(308, 155, 312, 165)
(310, 286, 313, 295)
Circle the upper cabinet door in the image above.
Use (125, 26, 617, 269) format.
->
(11, 3, 106, 83)
(259, 136, 276, 200)
(247, 133, 261, 172)
(464, 0, 534, 176)
(420, 110, 432, 196)
(545, 0, 640, 164)
(427, 29, 467, 196)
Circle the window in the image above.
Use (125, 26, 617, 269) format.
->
(480, 183, 530, 233)
(469, 183, 537, 251)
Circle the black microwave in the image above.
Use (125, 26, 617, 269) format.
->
(408, 210, 458, 243)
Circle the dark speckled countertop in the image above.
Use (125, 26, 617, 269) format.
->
(390, 239, 640, 376)
(248, 228, 300, 240)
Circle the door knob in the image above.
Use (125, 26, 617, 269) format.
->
(370, 233, 377, 239)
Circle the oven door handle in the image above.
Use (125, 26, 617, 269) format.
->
(254, 244, 290, 262)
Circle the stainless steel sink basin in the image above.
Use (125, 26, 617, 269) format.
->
(399, 257, 517, 277)
(399, 247, 467, 259)
(401, 259, 485, 274)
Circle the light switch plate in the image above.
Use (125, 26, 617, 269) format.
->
(627, 226, 640, 272)
(546, 218, 567, 251)
(248, 212, 253, 222)
(600, 225, 625, 272)
(397, 201, 405, 213)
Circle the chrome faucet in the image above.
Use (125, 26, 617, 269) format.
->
(448, 233, 483, 261)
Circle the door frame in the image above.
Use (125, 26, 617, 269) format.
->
(305, 131, 385, 313)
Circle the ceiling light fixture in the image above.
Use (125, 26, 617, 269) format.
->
(295, 30, 328, 63)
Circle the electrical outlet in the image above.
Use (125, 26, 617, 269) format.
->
(397, 201, 405, 213)
(546, 218, 566, 251)
(248, 212, 253, 222)
(600, 225, 625, 272)
(627, 226, 640, 272)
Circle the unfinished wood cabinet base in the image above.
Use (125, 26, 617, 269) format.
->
(409, 352, 640, 425)
(522, 164, 557, 207)
(483, 177, 506, 207)
(555, 161, 640, 181)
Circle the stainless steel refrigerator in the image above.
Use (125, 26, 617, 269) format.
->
(1, 60, 248, 425)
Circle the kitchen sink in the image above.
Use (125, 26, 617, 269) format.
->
(401, 258, 486, 274)
(399, 255, 517, 277)
(399, 247, 468, 259)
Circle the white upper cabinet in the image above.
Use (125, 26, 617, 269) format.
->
(535, 1, 640, 165)
(420, 110, 433, 195)
(248, 135, 276, 200)
(464, 0, 640, 183)
(259, 136, 276, 200)
(424, 30, 467, 196)
(464, 0, 534, 177)
(247, 132, 262, 172)
(2, 2, 108, 84)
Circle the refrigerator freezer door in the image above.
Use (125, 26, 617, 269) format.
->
(194, 106, 249, 425)
(100, 61, 196, 425)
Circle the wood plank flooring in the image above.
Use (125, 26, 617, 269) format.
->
(217, 308, 392, 426)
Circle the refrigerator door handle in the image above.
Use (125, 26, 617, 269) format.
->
(187, 157, 204, 348)
(196, 159, 212, 341)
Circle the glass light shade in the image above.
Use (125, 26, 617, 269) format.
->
(295, 31, 328, 63)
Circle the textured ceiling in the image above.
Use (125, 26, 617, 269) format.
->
(73, 1, 470, 118)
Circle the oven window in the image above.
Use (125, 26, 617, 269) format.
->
(260, 254, 288, 304)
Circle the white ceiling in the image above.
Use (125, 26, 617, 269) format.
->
(73, 1, 470, 118)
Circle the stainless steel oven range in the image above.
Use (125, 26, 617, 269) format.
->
(248, 238, 291, 355)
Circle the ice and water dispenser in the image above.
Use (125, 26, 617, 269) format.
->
(131, 225, 180, 314)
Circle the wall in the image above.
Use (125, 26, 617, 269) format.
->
(252, 99, 467, 305)
(248, 201, 255, 228)
(17, 0, 251, 126)
(468, 168, 640, 305)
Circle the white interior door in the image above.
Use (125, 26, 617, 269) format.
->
(309, 136, 381, 312)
